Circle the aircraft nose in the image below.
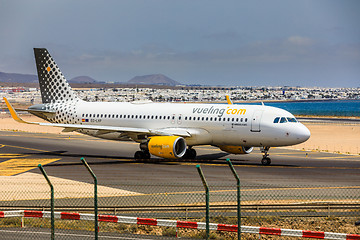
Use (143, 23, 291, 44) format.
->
(295, 124, 311, 143)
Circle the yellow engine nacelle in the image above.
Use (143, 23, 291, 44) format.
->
(148, 136, 187, 159)
(219, 145, 253, 154)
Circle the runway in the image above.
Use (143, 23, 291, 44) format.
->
(0, 130, 359, 208)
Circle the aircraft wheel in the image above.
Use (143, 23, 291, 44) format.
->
(143, 151, 151, 159)
(183, 148, 197, 159)
(188, 148, 197, 159)
(261, 157, 271, 166)
(134, 151, 143, 160)
(135, 151, 151, 160)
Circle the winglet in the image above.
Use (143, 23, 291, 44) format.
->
(3, 97, 31, 124)
(226, 95, 233, 105)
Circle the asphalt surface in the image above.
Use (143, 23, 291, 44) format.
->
(0, 130, 359, 206)
(0, 132, 360, 186)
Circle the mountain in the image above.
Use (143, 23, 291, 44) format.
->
(0, 71, 38, 83)
(0, 71, 102, 84)
(0, 70, 182, 87)
(128, 74, 181, 86)
(69, 76, 100, 84)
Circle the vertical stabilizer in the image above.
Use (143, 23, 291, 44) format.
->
(34, 48, 79, 103)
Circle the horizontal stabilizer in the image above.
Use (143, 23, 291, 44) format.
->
(3, 97, 33, 124)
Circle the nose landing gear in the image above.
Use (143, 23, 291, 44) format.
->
(261, 146, 271, 165)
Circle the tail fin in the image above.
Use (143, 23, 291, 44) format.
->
(34, 48, 80, 104)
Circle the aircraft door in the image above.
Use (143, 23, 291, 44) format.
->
(177, 114, 182, 125)
(251, 110, 263, 132)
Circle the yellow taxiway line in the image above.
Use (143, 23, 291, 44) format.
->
(0, 144, 51, 153)
(0, 153, 29, 158)
(0, 144, 61, 176)
(0, 158, 61, 176)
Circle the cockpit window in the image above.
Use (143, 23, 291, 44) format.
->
(273, 117, 280, 123)
(287, 117, 298, 123)
(280, 117, 287, 123)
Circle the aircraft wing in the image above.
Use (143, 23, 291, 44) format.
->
(3, 97, 191, 137)
(3, 97, 152, 134)
(226, 95, 233, 104)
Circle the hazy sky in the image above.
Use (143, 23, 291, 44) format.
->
(0, 0, 359, 87)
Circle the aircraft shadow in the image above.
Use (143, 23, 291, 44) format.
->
(22, 150, 298, 167)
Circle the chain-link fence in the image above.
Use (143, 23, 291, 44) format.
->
(0, 158, 359, 239)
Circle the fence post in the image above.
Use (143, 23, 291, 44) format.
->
(196, 164, 209, 240)
(81, 157, 98, 240)
(38, 164, 54, 240)
(226, 158, 241, 240)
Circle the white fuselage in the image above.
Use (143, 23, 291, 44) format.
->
(62, 101, 310, 148)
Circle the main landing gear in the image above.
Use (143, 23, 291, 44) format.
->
(182, 147, 197, 160)
(134, 148, 197, 160)
(261, 146, 271, 166)
(134, 150, 150, 160)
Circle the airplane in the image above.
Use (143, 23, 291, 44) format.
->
(3, 48, 310, 165)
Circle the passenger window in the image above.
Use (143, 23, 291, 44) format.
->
(85, 114, 88, 117)
(159, 116, 162, 119)
(232, 118, 234, 121)
(151, 116, 154, 119)
(210, 117, 212, 121)
(104, 114, 107, 118)
(198, 117, 200, 120)
(245, 118, 247, 122)
(189, 117, 192, 120)
(214, 118, 217, 121)
(97, 114, 99, 118)
(280, 117, 287, 123)
(82, 114, 84, 117)
(172, 116, 175, 120)
(206, 117, 208, 121)
(185, 117, 187, 120)
(228, 118, 230, 121)
(241, 118, 243, 122)
(101, 114, 103, 118)
(273, 117, 280, 123)
(119, 115, 122, 118)
(155, 116, 158, 119)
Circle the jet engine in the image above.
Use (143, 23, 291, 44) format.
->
(218, 145, 253, 154)
(147, 136, 187, 159)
